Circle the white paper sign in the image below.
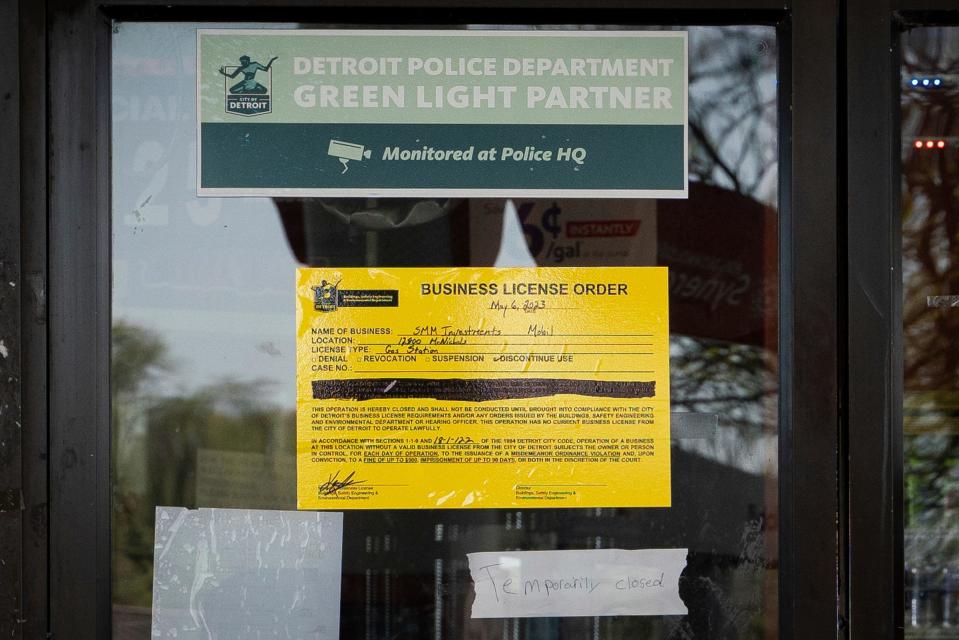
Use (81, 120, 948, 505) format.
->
(467, 548, 688, 618)
(151, 507, 343, 639)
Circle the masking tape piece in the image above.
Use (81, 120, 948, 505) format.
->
(467, 548, 688, 618)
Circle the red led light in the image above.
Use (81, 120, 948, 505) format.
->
(914, 139, 949, 150)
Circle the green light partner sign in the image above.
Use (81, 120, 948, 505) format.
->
(197, 29, 688, 198)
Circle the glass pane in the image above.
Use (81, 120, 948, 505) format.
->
(902, 25, 959, 637)
(111, 23, 780, 639)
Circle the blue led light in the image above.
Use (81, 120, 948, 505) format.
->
(912, 78, 920, 86)
(923, 78, 931, 86)
(934, 78, 942, 86)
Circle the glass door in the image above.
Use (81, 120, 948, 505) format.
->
(111, 22, 781, 639)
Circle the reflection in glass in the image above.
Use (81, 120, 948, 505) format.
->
(902, 26, 959, 638)
(112, 23, 779, 639)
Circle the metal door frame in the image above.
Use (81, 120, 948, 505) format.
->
(1, 0, 841, 637)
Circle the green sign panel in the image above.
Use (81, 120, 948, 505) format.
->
(197, 29, 688, 198)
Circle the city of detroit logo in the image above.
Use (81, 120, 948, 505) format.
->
(219, 54, 277, 116)
(312, 277, 399, 312)
(313, 279, 340, 312)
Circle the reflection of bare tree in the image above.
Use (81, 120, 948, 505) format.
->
(901, 27, 959, 580)
(112, 321, 294, 610)
(689, 28, 778, 206)
(669, 27, 778, 475)
(112, 321, 174, 610)
(657, 28, 779, 640)
(671, 337, 774, 419)
(902, 36, 959, 389)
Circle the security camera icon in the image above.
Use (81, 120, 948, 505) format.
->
(328, 139, 372, 174)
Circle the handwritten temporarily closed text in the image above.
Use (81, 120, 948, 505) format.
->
(467, 548, 687, 618)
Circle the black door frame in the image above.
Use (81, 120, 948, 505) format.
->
(2, 0, 843, 637)
(2, 0, 48, 638)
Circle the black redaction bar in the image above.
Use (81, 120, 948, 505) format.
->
(313, 377, 656, 401)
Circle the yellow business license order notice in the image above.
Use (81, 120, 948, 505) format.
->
(295, 266, 670, 509)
